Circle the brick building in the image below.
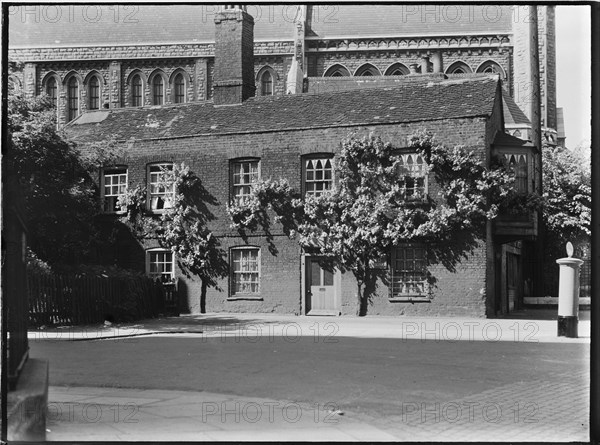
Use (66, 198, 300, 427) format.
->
(64, 7, 539, 317)
(8, 4, 559, 144)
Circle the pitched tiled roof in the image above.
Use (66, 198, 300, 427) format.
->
(501, 89, 530, 125)
(67, 76, 500, 143)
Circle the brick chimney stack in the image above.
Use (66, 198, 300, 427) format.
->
(213, 6, 255, 106)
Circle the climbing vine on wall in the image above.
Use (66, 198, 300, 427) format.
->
(226, 130, 540, 315)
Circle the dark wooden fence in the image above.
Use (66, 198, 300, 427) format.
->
(28, 271, 177, 327)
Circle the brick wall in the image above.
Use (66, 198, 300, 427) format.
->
(92, 117, 493, 317)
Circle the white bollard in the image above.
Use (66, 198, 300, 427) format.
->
(556, 242, 583, 338)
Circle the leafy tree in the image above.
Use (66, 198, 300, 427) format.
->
(5, 91, 100, 264)
(542, 145, 591, 243)
(227, 131, 522, 315)
(118, 164, 228, 313)
(540, 144, 591, 295)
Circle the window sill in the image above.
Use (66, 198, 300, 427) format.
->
(227, 296, 263, 301)
(389, 296, 431, 302)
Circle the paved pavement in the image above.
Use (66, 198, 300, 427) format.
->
(29, 310, 591, 343)
(28, 311, 590, 442)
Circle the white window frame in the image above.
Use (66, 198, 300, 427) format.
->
(147, 163, 175, 212)
(146, 248, 175, 282)
(230, 247, 261, 296)
(397, 152, 428, 200)
(304, 156, 334, 197)
(389, 244, 429, 299)
(231, 159, 260, 205)
(101, 167, 128, 213)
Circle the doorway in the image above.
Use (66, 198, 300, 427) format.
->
(303, 256, 340, 315)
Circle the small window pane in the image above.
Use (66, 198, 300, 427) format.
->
(311, 261, 321, 286)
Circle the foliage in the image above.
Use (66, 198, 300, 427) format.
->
(542, 146, 591, 240)
(226, 131, 532, 315)
(118, 164, 228, 300)
(6, 91, 101, 264)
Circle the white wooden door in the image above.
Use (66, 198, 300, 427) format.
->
(306, 257, 337, 315)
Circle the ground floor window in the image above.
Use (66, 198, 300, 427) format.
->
(231, 247, 260, 295)
(390, 244, 427, 297)
(147, 249, 174, 282)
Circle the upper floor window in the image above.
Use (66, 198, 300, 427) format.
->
(390, 244, 427, 298)
(67, 77, 79, 121)
(88, 76, 100, 110)
(260, 70, 273, 96)
(396, 153, 427, 200)
(231, 247, 260, 295)
(146, 249, 175, 282)
(152, 76, 165, 105)
(173, 73, 186, 104)
(304, 157, 333, 197)
(131, 74, 143, 107)
(504, 154, 528, 194)
(101, 167, 128, 213)
(231, 160, 260, 205)
(148, 163, 174, 211)
(46, 77, 58, 108)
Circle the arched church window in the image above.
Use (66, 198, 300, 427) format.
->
(67, 77, 80, 121)
(261, 70, 273, 96)
(131, 74, 143, 107)
(324, 64, 351, 77)
(477, 60, 505, 78)
(384, 63, 410, 76)
(445, 61, 472, 75)
(152, 75, 164, 105)
(46, 76, 58, 108)
(173, 73, 186, 103)
(354, 63, 381, 76)
(88, 75, 100, 110)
